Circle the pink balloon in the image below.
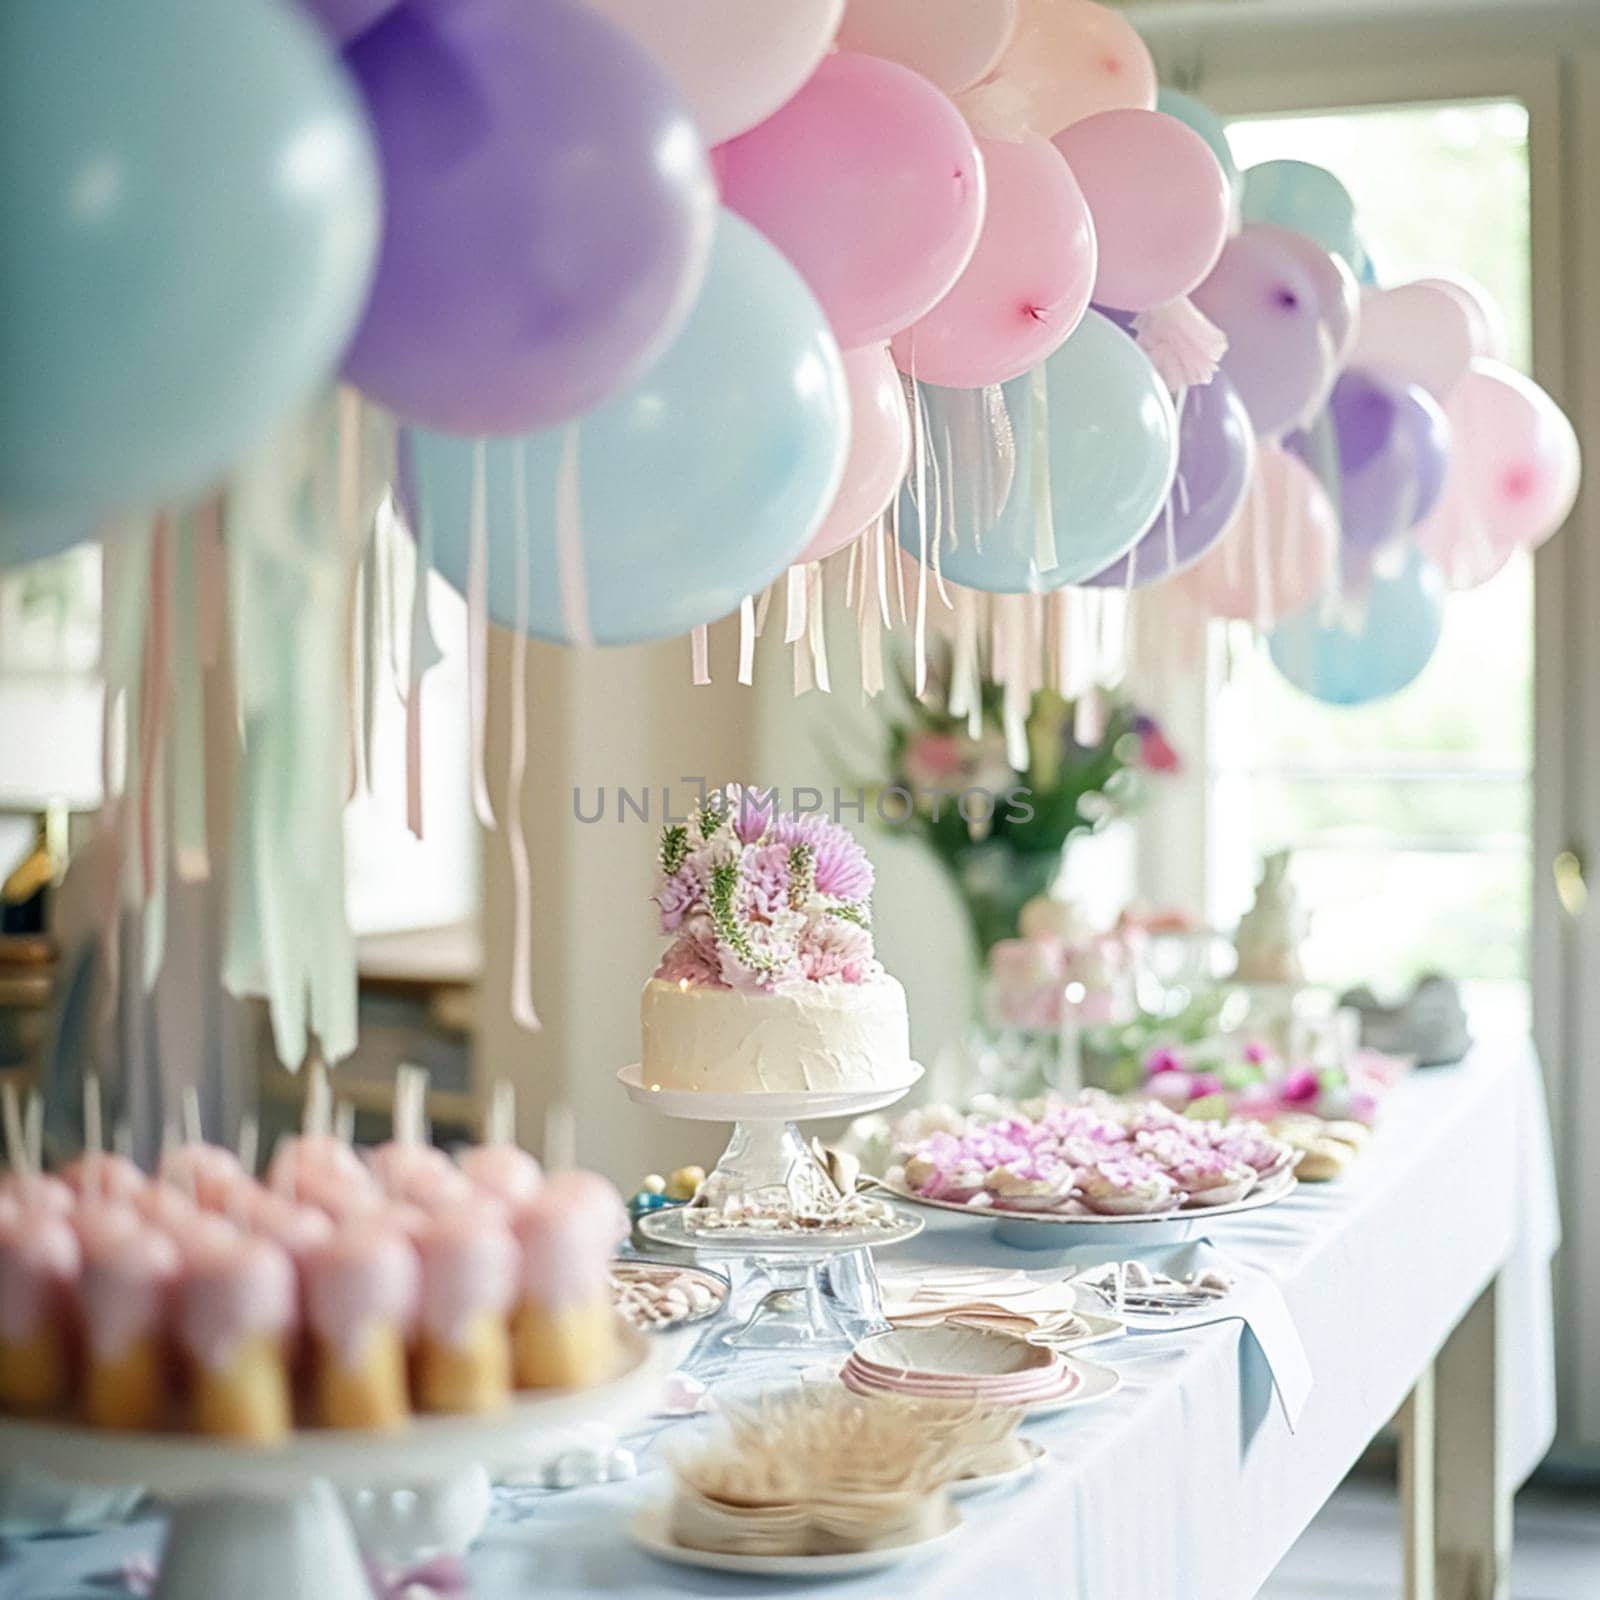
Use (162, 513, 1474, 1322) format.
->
(1415, 273, 1508, 363)
(1052, 109, 1229, 311)
(1413, 359, 1581, 587)
(717, 53, 985, 348)
(837, 0, 1017, 94)
(1351, 281, 1474, 403)
(1174, 442, 1337, 624)
(889, 134, 1094, 388)
(990, 0, 1156, 138)
(799, 344, 912, 562)
(1191, 226, 1339, 440)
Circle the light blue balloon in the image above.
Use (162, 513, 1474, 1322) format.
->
(1241, 160, 1362, 268)
(0, 0, 380, 542)
(896, 311, 1177, 594)
(411, 212, 847, 646)
(1269, 549, 1444, 706)
(1158, 89, 1240, 198)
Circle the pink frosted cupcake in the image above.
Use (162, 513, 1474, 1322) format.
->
(982, 1161, 1075, 1212)
(1136, 1129, 1257, 1206)
(0, 1201, 81, 1414)
(176, 1227, 297, 1441)
(457, 1143, 544, 1214)
(0, 1170, 74, 1218)
(415, 1198, 518, 1413)
(76, 1205, 180, 1429)
(303, 1222, 419, 1429)
(512, 1172, 628, 1390)
(366, 1141, 472, 1211)
(60, 1153, 147, 1206)
(160, 1142, 249, 1211)
(266, 1134, 379, 1215)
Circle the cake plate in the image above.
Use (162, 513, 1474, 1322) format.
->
(619, 1065, 924, 1348)
(0, 1326, 665, 1600)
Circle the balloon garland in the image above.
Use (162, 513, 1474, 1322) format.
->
(0, 0, 1581, 1065)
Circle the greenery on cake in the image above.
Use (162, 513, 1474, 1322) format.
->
(654, 784, 878, 992)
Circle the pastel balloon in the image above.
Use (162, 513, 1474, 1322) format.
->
(299, 0, 397, 43)
(1307, 369, 1452, 552)
(411, 213, 848, 645)
(343, 0, 715, 435)
(1190, 226, 1339, 439)
(1157, 88, 1240, 202)
(1175, 442, 1337, 624)
(0, 0, 379, 530)
(1084, 371, 1254, 587)
(897, 310, 1177, 592)
(1053, 109, 1230, 312)
(1240, 159, 1361, 267)
(990, 0, 1156, 137)
(1249, 223, 1360, 365)
(1413, 273, 1509, 362)
(586, 0, 843, 144)
(718, 53, 984, 348)
(1270, 549, 1445, 706)
(1413, 360, 1581, 588)
(838, 0, 1017, 94)
(1350, 282, 1474, 403)
(799, 344, 911, 563)
(890, 134, 1094, 388)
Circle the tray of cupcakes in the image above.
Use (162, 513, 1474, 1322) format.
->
(0, 1073, 664, 1492)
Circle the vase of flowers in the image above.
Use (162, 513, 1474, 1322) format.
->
(872, 667, 1179, 964)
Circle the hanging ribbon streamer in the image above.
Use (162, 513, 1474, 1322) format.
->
(1249, 461, 1277, 633)
(172, 512, 212, 884)
(805, 561, 830, 694)
(405, 493, 445, 840)
(505, 448, 541, 1033)
(466, 440, 497, 828)
(737, 594, 757, 686)
(554, 426, 593, 648)
(784, 564, 808, 645)
(690, 624, 711, 685)
(1029, 364, 1058, 574)
(855, 519, 887, 700)
(138, 523, 171, 992)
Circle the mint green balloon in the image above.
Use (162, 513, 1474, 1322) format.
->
(1241, 159, 1361, 269)
(0, 0, 380, 541)
(1158, 89, 1240, 200)
(898, 311, 1177, 594)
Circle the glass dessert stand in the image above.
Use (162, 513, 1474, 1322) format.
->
(0, 1327, 665, 1600)
(617, 1065, 924, 1351)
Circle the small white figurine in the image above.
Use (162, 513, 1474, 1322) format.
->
(1233, 851, 1307, 985)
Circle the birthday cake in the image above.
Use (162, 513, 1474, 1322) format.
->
(640, 786, 912, 1094)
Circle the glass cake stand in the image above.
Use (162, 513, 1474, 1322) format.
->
(616, 1064, 924, 1349)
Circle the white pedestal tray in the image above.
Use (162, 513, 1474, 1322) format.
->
(0, 1326, 665, 1600)
(618, 1064, 924, 1347)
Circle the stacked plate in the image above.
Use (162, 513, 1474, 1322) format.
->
(840, 1326, 1083, 1410)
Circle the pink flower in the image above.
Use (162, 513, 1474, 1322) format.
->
(655, 868, 698, 932)
(796, 915, 874, 983)
(1243, 1042, 1269, 1065)
(739, 843, 792, 922)
(771, 812, 875, 903)
(1279, 1067, 1321, 1106)
(901, 731, 966, 788)
(1144, 1047, 1184, 1080)
(1187, 1071, 1224, 1100)
(654, 933, 725, 988)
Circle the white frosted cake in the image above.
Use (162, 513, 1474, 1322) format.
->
(641, 973, 912, 1093)
(640, 786, 912, 1095)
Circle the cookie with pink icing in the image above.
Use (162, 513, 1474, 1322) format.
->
(1075, 1155, 1180, 1216)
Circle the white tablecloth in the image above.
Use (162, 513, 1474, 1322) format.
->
(0, 1037, 1560, 1600)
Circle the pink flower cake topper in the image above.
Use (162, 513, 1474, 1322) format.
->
(652, 784, 880, 993)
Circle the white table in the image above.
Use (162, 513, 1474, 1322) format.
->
(0, 1036, 1559, 1600)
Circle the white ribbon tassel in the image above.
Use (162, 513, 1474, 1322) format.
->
(506, 451, 540, 1032)
(466, 440, 497, 828)
(737, 595, 757, 686)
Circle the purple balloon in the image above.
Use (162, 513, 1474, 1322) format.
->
(1190, 224, 1338, 439)
(1084, 370, 1254, 587)
(1291, 368, 1452, 552)
(298, 0, 398, 44)
(342, 0, 715, 434)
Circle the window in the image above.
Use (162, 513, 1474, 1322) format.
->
(1205, 102, 1534, 1016)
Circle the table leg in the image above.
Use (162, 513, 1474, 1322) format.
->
(1399, 1361, 1437, 1600)
(1434, 1277, 1512, 1600)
